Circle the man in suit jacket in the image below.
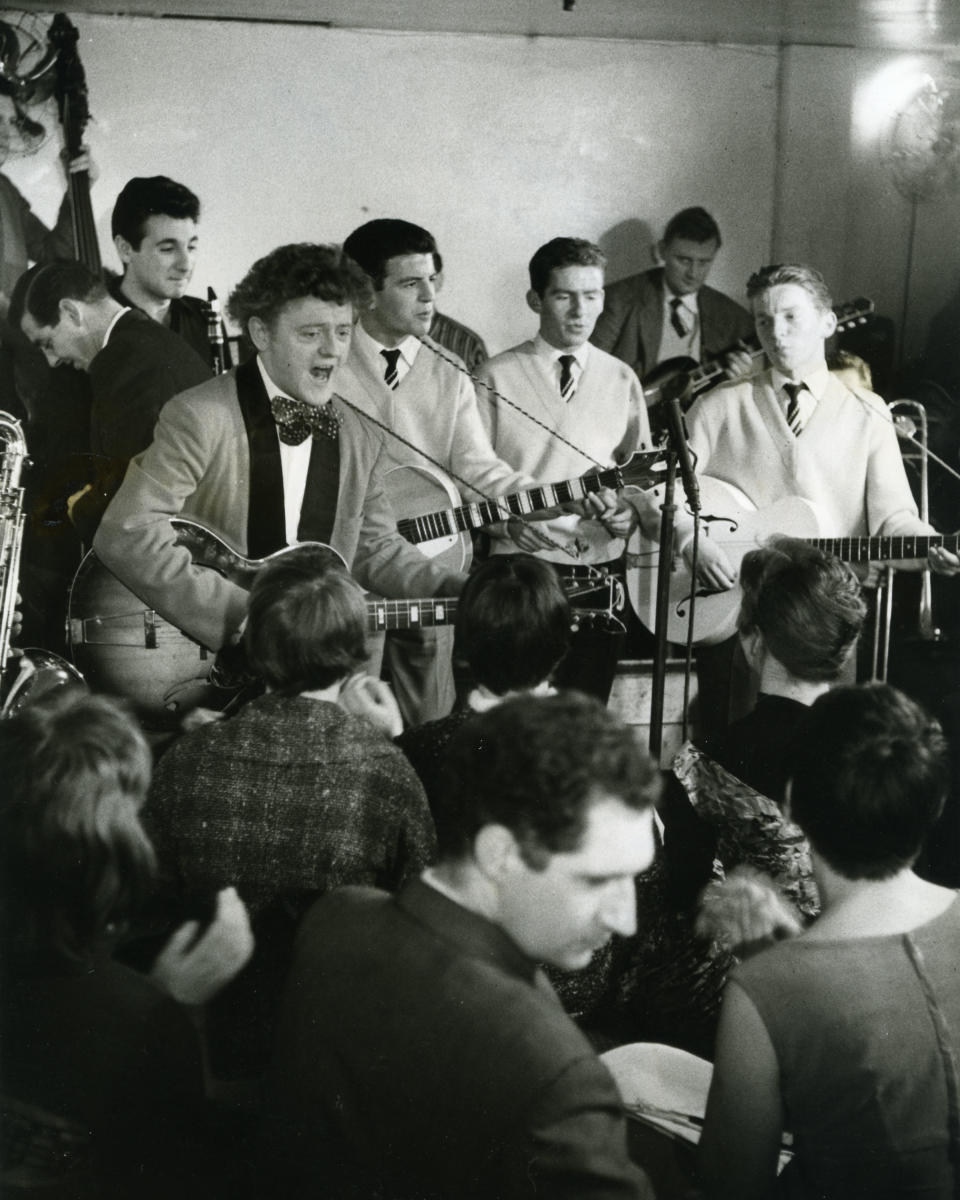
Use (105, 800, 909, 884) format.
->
(261, 691, 658, 1200)
(93, 243, 465, 655)
(591, 206, 753, 381)
(15, 258, 211, 538)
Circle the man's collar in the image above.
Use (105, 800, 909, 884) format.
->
(256, 354, 293, 402)
(101, 305, 131, 348)
(354, 319, 422, 367)
(771, 363, 831, 401)
(405, 875, 541, 985)
(532, 332, 591, 368)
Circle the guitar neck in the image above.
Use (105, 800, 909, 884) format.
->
(397, 466, 621, 545)
(812, 532, 958, 562)
(366, 596, 456, 632)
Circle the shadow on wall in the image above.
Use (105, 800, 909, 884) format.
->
(596, 219, 656, 285)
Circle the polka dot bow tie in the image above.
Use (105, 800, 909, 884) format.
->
(270, 395, 341, 446)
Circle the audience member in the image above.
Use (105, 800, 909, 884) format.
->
(397, 554, 573, 814)
(0, 691, 252, 1198)
(339, 218, 532, 725)
(591, 206, 753, 380)
(261, 691, 659, 1199)
(700, 683, 960, 1200)
(663, 537, 866, 917)
(145, 544, 435, 1079)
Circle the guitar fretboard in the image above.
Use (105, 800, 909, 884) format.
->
(812, 533, 958, 563)
(397, 466, 623, 545)
(366, 597, 456, 631)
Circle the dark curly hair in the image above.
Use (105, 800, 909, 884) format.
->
(436, 691, 660, 868)
(785, 684, 948, 880)
(227, 243, 371, 331)
(737, 537, 866, 682)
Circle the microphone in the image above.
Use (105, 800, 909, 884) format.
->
(663, 393, 700, 513)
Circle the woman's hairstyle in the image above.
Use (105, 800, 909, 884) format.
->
(456, 556, 572, 695)
(786, 684, 948, 880)
(0, 691, 154, 967)
(245, 544, 368, 693)
(737, 537, 866, 682)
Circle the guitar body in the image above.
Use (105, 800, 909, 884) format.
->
(383, 463, 471, 572)
(626, 478, 824, 645)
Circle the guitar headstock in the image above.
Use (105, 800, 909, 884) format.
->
(50, 14, 91, 158)
(834, 297, 875, 333)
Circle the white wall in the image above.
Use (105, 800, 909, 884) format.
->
(6, 16, 777, 352)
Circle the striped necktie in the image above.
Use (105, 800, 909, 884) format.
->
(669, 297, 690, 338)
(558, 354, 577, 402)
(783, 381, 806, 436)
(381, 347, 402, 390)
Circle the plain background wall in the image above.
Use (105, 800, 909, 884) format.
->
(7, 16, 777, 353)
(6, 14, 958, 362)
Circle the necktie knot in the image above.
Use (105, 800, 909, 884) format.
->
(783, 382, 806, 436)
(669, 297, 690, 339)
(270, 395, 341, 446)
(558, 353, 577, 401)
(381, 348, 402, 390)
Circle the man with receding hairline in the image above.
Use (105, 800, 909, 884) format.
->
(262, 691, 658, 1200)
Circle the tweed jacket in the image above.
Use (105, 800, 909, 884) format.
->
(94, 357, 465, 650)
(590, 266, 753, 379)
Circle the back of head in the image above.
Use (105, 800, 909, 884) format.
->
(456, 556, 572, 694)
(0, 691, 154, 968)
(111, 175, 200, 247)
(527, 237, 606, 297)
(663, 207, 722, 247)
(245, 544, 368, 693)
(11, 259, 106, 328)
(435, 691, 659, 867)
(737, 536, 866, 682)
(786, 684, 948, 880)
(227, 243, 371, 332)
(343, 218, 440, 289)
(746, 263, 833, 313)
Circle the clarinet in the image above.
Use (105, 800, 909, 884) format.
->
(205, 286, 228, 375)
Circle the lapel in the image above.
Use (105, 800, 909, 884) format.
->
(514, 342, 566, 428)
(235, 357, 286, 557)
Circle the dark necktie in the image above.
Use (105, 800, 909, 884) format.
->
(783, 381, 806, 436)
(381, 348, 402, 390)
(558, 354, 577, 402)
(270, 395, 341, 446)
(669, 297, 690, 339)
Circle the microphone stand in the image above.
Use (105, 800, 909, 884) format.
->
(648, 380, 700, 763)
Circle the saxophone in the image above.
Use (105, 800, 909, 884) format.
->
(0, 412, 85, 716)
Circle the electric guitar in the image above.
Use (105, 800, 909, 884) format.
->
(396, 449, 667, 559)
(626, 477, 957, 645)
(642, 298, 875, 434)
(67, 519, 623, 724)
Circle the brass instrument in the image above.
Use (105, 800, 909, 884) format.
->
(0, 412, 85, 717)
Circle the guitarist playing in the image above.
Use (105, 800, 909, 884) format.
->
(661, 262, 960, 733)
(92, 243, 466, 667)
